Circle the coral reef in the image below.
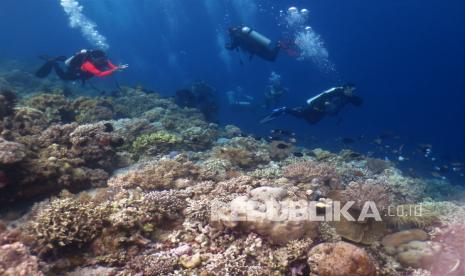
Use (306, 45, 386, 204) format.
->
(72, 97, 114, 123)
(0, 71, 464, 275)
(0, 242, 45, 276)
(283, 160, 341, 190)
(0, 122, 122, 204)
(341, 179, 391, 213)
(131, 130, 182, 155)
(0, 138, 26, 165)
(212, 137, 270, 169)
(307, 241, 376, 276)
(108, 158, 201, 191)
(212, 186, 319, 245)
(26, 195, 109, 256)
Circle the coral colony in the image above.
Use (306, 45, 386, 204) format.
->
(0, 69, 464, 275)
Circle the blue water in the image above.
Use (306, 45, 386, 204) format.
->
(1, 0, 464, 182)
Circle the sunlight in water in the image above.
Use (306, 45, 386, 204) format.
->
(282, 7, 335, 73)
(60, 0, 109, 50)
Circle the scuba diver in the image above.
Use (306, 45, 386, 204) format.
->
(264, 71, 288, 109)
(35, 49, 128, 83)
(226, 26, 298, 63)
(260, 84, 363, 125)
(226, 86, 256, 111)
(175, 81, 219, 123)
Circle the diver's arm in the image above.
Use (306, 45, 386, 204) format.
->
(107, 61, 118, 70)
(81, 61, 117, 77)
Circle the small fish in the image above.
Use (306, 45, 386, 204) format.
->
(276, 143, 289, 149)
(103, 123, 114, 132)
(293, 152, 304, 157)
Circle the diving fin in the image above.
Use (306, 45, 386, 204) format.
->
(38, 55, 67, 62)
(259, 107, 288, 124)
(35, 61, 54, 78)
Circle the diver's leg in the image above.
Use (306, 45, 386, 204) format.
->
(53, 63, 77, 80)
(35, 61, 55, 78)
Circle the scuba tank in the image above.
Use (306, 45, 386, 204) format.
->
(241, 26, 273, 49)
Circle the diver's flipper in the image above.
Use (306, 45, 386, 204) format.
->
(260, 107, 288, 124)
(260, 114, 277, 124)
(35, 61, 54, 78)
(38, 55, 67, 62)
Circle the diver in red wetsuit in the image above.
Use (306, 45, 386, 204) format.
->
(35, 49, 128, 83)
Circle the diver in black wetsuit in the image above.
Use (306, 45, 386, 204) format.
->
(174, 81, 219, 123)
(225, 26, 281, 62)
(260, 84, 363, 125)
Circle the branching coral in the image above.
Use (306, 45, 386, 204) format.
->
(26, 196, 110, 256)
(108, 189, 187, 232)
(72, 97, 114, 123)
(213, 137, 270, 169)
(108, 158, 201, 191)
(283, 160, 341, 188)
(341, 180, 391, 213)
(123, 251, 178, 275)
(131, 130, 182, 155)
(22, 93, 73, 123)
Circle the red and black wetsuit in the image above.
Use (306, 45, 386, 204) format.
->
(52, 52, 118, 82)
(80, 60, 118, 78)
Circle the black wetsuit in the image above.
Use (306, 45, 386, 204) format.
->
(261, 86, 363, 125)
(55, 53, 92, 81)
(288, 87, 363, 124)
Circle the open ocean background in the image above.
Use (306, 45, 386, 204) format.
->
(1, 0, 464, 183)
